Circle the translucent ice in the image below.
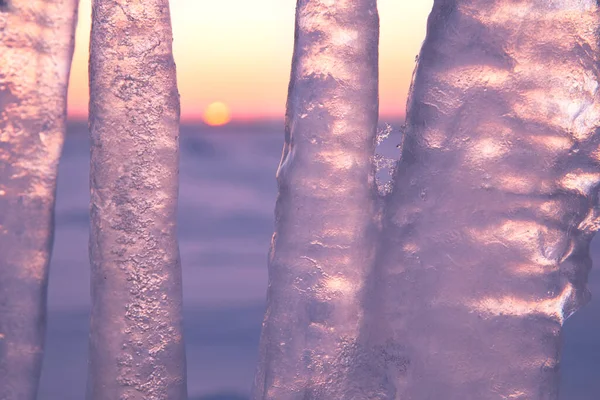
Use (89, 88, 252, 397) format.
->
(252, 0, 380, 398)
(87, 1, 187, 399)
(0, 1, 78, 399)
(369, 1, 600, 399)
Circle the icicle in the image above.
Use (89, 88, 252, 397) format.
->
(87, 1, 187, 399)
(373, 1, 600, 399)
(251, 1, 380, 399)
(0, 1, 78, 399)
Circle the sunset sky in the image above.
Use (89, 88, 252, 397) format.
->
(67, 1, 434, 122)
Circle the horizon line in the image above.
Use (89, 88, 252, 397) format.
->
(67, 113, 406, 125)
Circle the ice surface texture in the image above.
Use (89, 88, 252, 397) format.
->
(0, 1, 78, 399)
(368, 1, 600, 399)
(88, 1, 187, 399)
(252, 1, 380, 398)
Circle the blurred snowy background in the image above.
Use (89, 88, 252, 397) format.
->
(37, 121, 600, 400)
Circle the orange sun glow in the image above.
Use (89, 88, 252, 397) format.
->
(203, 102, 232, 126)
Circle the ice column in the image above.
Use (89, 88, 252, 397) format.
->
(252, 1, 380, 398)
(374, 1, 600, 399)
(0, 2, 78, 399)
(87, 1, 186, 399)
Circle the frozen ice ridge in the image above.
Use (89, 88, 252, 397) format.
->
(0, 1, 78, 399)
(252, 0, 380, 398)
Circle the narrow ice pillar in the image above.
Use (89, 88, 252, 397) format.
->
(252, 1, 379, 398)
(87, 1, 186, 399)
(374, 1, 600, 399)
(0, 2, 78, 399)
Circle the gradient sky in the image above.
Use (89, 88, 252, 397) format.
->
(67, 1, 434, 122)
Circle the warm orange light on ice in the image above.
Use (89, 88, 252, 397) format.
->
(203, 102, 232, 126)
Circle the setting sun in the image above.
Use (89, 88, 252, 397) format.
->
(203, 102, 232, 126)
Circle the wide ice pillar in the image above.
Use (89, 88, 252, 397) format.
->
(375, 1, 600, 399)
(87, 1, 186, 399)
(0, 1, 78, 399)
(252, 1, 380, 398)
